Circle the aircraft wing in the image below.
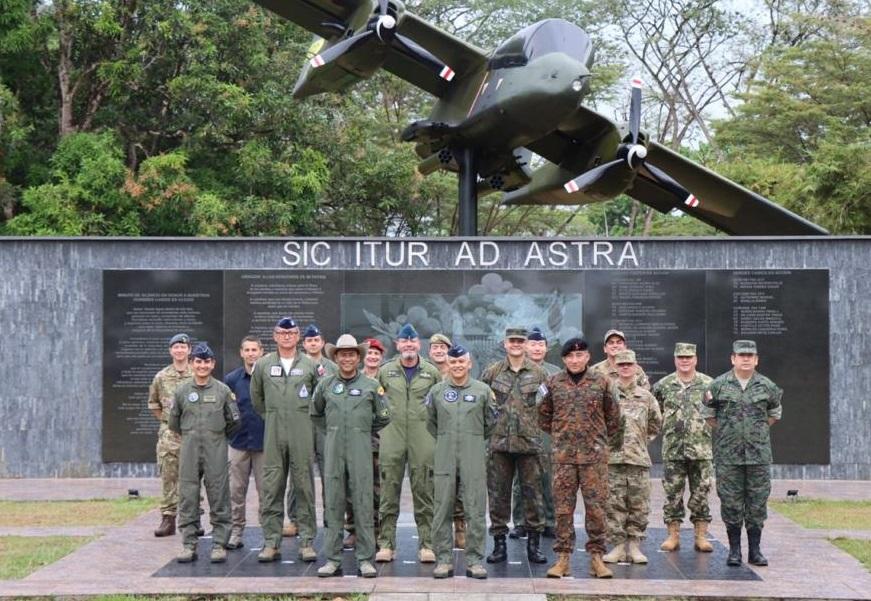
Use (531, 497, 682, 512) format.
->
(632, 142, 828, 235)
(254, 0, 360, 40)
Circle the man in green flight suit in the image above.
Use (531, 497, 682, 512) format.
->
(312, 335, 391, 578)
(251, 316, 322, 563)
(169, 344, 241, 563)
(426, 345, 498, 580)
(703, 340, 782, 567)
(375, 323, 441, 563)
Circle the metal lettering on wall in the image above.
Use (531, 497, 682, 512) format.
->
(102, 268, 829, 464)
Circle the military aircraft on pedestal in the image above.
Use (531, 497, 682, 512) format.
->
(253, 0, 827, 236)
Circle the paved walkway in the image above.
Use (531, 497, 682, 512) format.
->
(0, 477, 869, 599)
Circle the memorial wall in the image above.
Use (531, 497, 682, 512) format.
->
(1, 237, 868, 479)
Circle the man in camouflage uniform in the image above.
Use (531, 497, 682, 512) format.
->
(376, 324, 441, 563)
(426, 345, 498, 579)
(652, 342, 714, 553)
(480, 327, 548, 565)
(703, 340, 782, 567)
(602, 350, 662, 565)
(590, 329, 650, 390)
(251, 316, 322, 563)
(148, 332, 193, 537)
(539, 337, 621, 579)
(169, 344, 241, 563)
(509, 326, 558, 540)
(312, 335, 391, 578)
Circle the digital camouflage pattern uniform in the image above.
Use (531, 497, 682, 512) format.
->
(590, 358, 651, 390)
(607, 381, 662, 542)
(169, 377, 240, 549)
(702, 370, 783, 529)
(377, 356, 441, 551)
(426, 376, 499, 566)
(653, 369, 714, 524)
(481, 357, 548, 536)
(539, 369, 621, 554)
(251, 352, 321, 549)
(148, 363, 193, 517)
(311, 371, 390, 563)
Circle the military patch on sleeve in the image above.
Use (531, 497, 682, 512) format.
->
(423, 392, 433, 407)
(299, 384, 309, 398)
(538, 384, 549, 396)
(188, 392, 199, 403)
(377, 386, 385, 395)
(444, 389, 459, 402)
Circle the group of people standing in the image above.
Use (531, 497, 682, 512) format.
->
(146, 319, 782, 579)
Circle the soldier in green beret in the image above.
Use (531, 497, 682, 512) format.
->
(653, 342, 715, 553)
(703, 340, 782, 567)
(169, 344, 241, 563)
(313, 335, 391, 578)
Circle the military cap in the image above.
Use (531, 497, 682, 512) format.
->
(397, 323, 419, 339)
(191, 343, 215, 360)
(615, 349, 637, 364)
(505, 326, 528, 340)
(603, 328, 626, 344)
(733, 339, 757, 354)
(560, 337, 588, 356)
(169, 333, 190, 346)
(325, 334, 368, 361)
(674, 342, 697, 356)
(365, 337, 386, 355)
(447, 345, 469, 358)
(275, 316, 297, 330)
(527, 327, 546, 342)
(430, 333, 452, 347)
(302, 324, 322, 339)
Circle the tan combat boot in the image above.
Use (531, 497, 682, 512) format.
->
(627, 537, 648, 564)
(465, 563, 488, 579)
(589, 553, 614, 578)
(418, 547, 436, 563)
(453, 518, 466, 549)
(257, 546, 281, 562)
(176, 546, 197, 563)
(210, 545, 227, 563)
(282, 522, 298, 537)
(602, 541, 627, 563)
(432, 562, 454, 578)
(298, 545, 317, 562)
(660, 521, 681, 551)
(546, 552, 572, 578)
(154, 514, 176, 537)
(375, 547, 395, 562)
(694, 521, 714, 552)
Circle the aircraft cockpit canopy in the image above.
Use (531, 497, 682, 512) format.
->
(489, 19, 594, 70)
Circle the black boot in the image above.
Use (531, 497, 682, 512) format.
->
(527, 531, 547, 564)
(487, 535, 507, 564)
(747, 527, 768, 566)
(726, 524, 742, 566)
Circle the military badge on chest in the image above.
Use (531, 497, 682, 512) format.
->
(270, 365, 283, 377)
(333, 382, 345, 395)
(188, 392, 199, 403)
(444, 389, 459, 403)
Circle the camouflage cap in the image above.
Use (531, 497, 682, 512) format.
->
(733, 339, 757, 354)
(674, 342, 697, 356)
(504, 327, 528, 340)
(603, 328, 626, 344)
(614, 349, 637, 364)
(429, 333, 452, 347)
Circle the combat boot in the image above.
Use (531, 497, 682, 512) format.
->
(432, 563, 454, 578)
(154, 514, 176, 537)
(660, 521, 681, 551)
(509, 525, 527, 539)
(227, 531, 243, 550)
(257, 546, 281, 563)
(602, 540, 627, 563)
(176, 546, 197, 563)
(546, 552, 571, 578)
(527, 531, 547, 564)
(726, 524, 742, 566)
(627, 537, 648, 564)
(747, 527, 768, 566)
(694, 521, 713, 553)
(375, 547, 394, 562)
(486, 535, 507, 564)
(589, 553, 613, 578)
(282, 522, 298, 537)
(418, 547, 436, 563)
(453, 518, 466, 549)
(209, 545, 227, 563)
(317, 560, 342, 577)
(343, 532, 357, 549)
(466, 563, 488, 579)
(299, 545, 318, 562)
(358, 560, 377, 578)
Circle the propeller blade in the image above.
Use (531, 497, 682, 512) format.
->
(563, 159, 624, 193)
(629, 76, 642, 144)
(643, 163, 700, 208)
(393, 34, 455, 81)
(310, 31, 373, 68)
(378, 0, 388, 16)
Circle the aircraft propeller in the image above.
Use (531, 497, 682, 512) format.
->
(562, 77, 700, 209)
(310, 0, 455, 82)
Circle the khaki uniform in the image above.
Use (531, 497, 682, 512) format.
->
(607, 383, 662, 542)
(251, 352, 321, 548)
(426, 377, 498, 565)
(377, 357, 441, 551)
(169, 377, 240, 548)
(148, 363, 192, 516)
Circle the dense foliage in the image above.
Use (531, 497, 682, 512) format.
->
(0, 0, 867, 236)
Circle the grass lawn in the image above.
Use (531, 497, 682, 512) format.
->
(0, 497, 157, 527)
(769, 498, 871, 529)
(0, 535, 96, 579)
(831, 538, 871, 571)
